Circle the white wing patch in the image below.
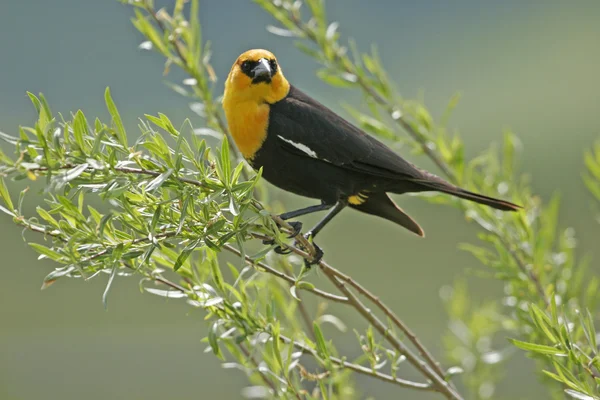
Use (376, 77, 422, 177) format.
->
(277, 135, 318, 158)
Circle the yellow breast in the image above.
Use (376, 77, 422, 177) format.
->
(223, 102, 270, 160)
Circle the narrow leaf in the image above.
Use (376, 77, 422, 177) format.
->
(509, 338, 566, 355)
(102, 265, 118, 310)
(313, 322, 330, 359)
(146, 169, 173, 192)
(174, 239, 200, 271)
(104, 87, 127, 146)
(0, 177, 14, 211)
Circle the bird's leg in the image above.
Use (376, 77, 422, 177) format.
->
(299, 200, 347, 267)
(262, 202, 334, 252)
(305, 201, 346, 239)
(280, 203, 333, 222)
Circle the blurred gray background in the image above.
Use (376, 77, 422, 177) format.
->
(1, 1, 599, 399)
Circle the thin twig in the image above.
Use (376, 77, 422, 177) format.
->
(285, 6, 549, 310)
(25, 164, 205, 188)
(323, 262, 447, 379)
(320, 268, 461, 399)
(16, 201, 347, 304)
(249, 231, 459, 398)
(18, 211, 439, 393)
(281, 262, 317, 342)
(143, 2, 240, 162)
(278, 334, 432, 391)
(222, 243, 347, 304)
(250, 231, 445, 379)
(496, 234, 549, 307)
(270, 214, 318, 260)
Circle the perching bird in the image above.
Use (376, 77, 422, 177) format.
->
(223, 49, 520, 262)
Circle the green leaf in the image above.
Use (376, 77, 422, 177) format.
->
(27, 92, 50, 130)
(529, 303, 558, 342)
(313, 322, 330, 359)
(146, 169, 173, 192)
(35, 206, 58, 228)
(564, 389, 597, 400)
(317, 68, 354, 88)
(0, 130, 19, 145)
(0, 204, 15, 217)
(41, 266, 76, 290)
(102, 265, 118, 310)
(296, 281, 316, 291)
(104, 87, 127, 147)
(131, 9, 171, 56)
(543, 369, 566, 385)
(59, 163, 89, 184)
(271, 323, 284, 371)
(98, 213, 113, 237)
(174, 239, 200, 271)
(228, 194, 239, 216)
(0, 177, 14, 211)
(290, 285, 300, 301)
(220, 136, 232, 184)
(208, 322, 223, 359)
(177, 195, 191, 234)
(209, 251, 225, 291)
(72, 110, 89, 153)
(150, 204, 162, 234)
(29, 243, 63, 261)
(508, 338, 566, 355)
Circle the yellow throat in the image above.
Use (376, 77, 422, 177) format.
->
(222, 49, 290, 160)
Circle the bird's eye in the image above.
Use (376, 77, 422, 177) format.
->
(240, 61, 253, 75)
(269, 59, 278, 75)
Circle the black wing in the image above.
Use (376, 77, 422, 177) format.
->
(268, 86, 521, 212)
(269, 85, 429, 181)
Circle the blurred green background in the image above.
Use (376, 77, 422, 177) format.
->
(1, 1, 599, 399)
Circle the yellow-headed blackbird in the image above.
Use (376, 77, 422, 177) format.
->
(223, 49, 520, 261)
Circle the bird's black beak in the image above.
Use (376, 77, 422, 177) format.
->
(251, 58, 272, 84)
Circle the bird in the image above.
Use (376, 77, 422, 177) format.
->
(222, 49, 521, 263)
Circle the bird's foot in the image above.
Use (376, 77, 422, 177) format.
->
(296, 231, 324, 267)
(284, 221, 303, 238)
(261, 237, 292, 254)
(261, 220, 303, 254)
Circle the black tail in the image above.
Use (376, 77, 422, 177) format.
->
(422, 182, 521, 211)
(350, 192, 425, 237)
(435, 186, 520, 211)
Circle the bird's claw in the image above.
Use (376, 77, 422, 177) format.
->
(306, 242, 324, 267)
(285, 221, 303, 238)
(296, 232, 324, 267)
(273, 245, 292, 255)
(261, 237, 293, 255)
(263, 221, 322, 264)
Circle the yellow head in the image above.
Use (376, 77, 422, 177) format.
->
(223, 49, 291, 160)
(223, 49, 290, 106)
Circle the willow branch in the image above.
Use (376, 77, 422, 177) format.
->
(142, 1, 239, 162)
(320, 267, 460, 399)
(221, 242, 347, 304)
(496, 234, 549, 306)
(23, 164, 206, 188)
(281, 262, 317, 342)
(250, 231, 459, 398)
(322, 262, 446, 378)
(265, 0, 548, 310)
(277, 334, 432, 391)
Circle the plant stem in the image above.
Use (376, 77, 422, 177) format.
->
(319, 268, 462, 399)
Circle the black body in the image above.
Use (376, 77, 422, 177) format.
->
(250, 85, 518, 235)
